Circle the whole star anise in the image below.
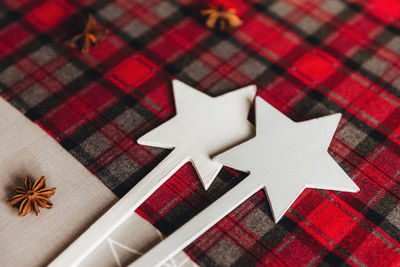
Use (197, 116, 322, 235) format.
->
(8, 176, 56, 217)
(66, 14, 109, 53)
(201, 6, 243, 31)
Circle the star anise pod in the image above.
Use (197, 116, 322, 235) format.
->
(8, 176, 56, 217)
(66, 14, 109, 53)
(201, 6, 243, 31)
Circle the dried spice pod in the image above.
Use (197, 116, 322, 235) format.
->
(201, 6, 243, 31)
(8, 176, 56, 216)
(66, 14, 109, 53)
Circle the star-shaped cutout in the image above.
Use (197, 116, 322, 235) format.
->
(138, 80, 256, 190)
(215, 97, 359, 222)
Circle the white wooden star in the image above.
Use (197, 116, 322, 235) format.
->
(215, 96, 360, 221)
(51, 80, 256, 267)
(138, 79, 256, 189)
(129, 96, 360, 267)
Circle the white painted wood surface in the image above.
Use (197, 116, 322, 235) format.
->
(79, 209, 198, 267)
(129, 97, 359, 267)
(138, 80, 256, 190)
(50, 80, 256, 267)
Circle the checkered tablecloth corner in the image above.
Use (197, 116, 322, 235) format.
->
(1, 0, 400, 266)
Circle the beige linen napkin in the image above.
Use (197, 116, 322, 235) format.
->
(0, 98, 196, 267)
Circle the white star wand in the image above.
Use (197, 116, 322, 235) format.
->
(129, 97, 359, 267)
(50, 80, 256, 267)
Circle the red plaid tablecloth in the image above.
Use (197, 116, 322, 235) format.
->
(1, 0, 400, 265)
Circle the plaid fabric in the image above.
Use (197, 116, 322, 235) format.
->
(1, 0, 400, 265)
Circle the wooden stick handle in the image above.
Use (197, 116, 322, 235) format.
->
(50, 149, 187, 267)
(129, 176, 260, 267)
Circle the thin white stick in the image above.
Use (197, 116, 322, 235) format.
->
(50, 149, 187, 267)
(50, 81, 256, 266)
(129, 177, 260, 267)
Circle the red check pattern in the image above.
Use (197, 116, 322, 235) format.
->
(1, 0, 400, 265)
